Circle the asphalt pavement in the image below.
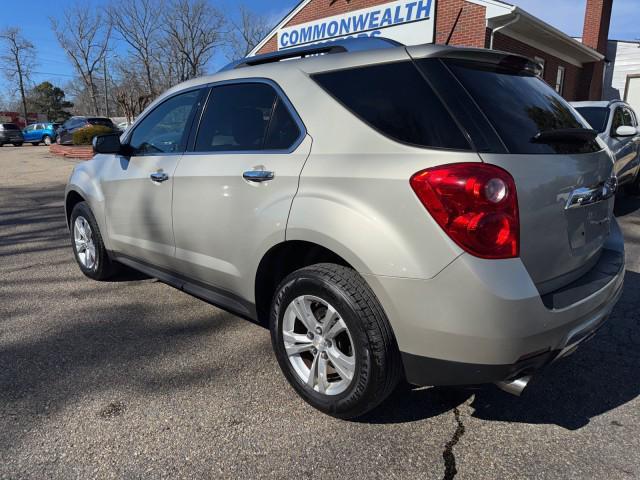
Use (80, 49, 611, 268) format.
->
(1, 145, 639, 479)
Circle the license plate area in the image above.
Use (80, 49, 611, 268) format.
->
(567, 200, 611, 252)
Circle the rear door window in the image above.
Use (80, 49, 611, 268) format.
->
(194, 83, 300, 152)
(443, 59, 601, 154)
(312, 61, 470, 151)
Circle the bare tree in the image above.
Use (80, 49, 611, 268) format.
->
(51, 6, 112, 116)
(108, 0, 164, 96)
(111, 60, 153, 122)
(227, 6, 272, 61)
(0, 28, 36, 124)
(163, 0, 226, 82)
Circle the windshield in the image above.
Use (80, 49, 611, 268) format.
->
(442, 59, 601, 155)
(575, 107, 610, 133)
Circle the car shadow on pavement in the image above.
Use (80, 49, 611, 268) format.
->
(0, 301, 237, 450)
(364, 270, 640, 431)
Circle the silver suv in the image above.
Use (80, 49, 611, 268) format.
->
(572, 100, 640, 191)
(65, 39, 625, 418)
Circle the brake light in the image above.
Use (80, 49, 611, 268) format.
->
(410, 163, 519, 259)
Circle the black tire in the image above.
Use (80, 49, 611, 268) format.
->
(13, 143, 23, 147)
(270, 263, 402, 419)
(70, 201, 119, 280)
(31, 142, 40, 146)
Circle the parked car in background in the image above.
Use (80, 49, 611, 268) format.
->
(23, 123, 61, 146)
(66, 39, 624, 418)
(0, 123, 24, 147)
(56, 117, 117, 145)
(573, 100, 640, 190)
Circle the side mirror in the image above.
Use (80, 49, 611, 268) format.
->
(93, 133, 122, 154)
(614, 125, 637, 137)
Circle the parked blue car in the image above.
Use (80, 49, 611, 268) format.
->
(22, 123, 61, 145)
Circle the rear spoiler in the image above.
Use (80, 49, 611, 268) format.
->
(406, 45, 542, 76)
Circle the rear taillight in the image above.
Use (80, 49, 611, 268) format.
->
(410, 163, 519, 259)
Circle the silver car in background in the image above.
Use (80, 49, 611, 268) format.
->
(65, 39, 625, 418)
(573, 100, 640, 191)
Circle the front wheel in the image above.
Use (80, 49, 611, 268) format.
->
(70, 202, 119, 280)
(270, 264, 401, 419)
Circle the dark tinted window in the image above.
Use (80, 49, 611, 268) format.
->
(130, 89, 201, 155)
(312, 61, 470, 150)
(88, 118, 114, 128)
(2, 123, 19, 130)
(445, 60, 600, 154)
(265, 98, 301, 149)
(195, 83, 298, 152)
(575, 107, 610, 132)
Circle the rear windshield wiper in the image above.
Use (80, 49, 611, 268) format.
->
(531, 128, 598, 144)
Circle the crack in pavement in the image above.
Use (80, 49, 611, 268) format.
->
(442, 407, 466, 480)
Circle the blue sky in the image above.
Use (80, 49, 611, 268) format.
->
(1, 0, 638, 97)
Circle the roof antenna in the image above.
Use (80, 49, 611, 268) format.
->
(445, 7, 464, 45)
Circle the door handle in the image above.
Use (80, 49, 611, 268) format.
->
(243, 170, 275, 182)
(150, 172, 169, 183)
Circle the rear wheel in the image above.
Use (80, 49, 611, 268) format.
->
(43, 135, 52, 146)
(270, 263, 401, 419)
(70, 202, 119, 280)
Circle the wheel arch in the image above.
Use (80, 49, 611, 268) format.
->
(254, 240, 357, 326)
(65, 189, 86, 228)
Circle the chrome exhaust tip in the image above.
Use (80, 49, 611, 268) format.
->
(495, 375, 532, 397)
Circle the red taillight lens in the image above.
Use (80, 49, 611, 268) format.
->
(410, 163, 519, 259)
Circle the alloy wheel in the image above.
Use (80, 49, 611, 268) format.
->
(282, 295, 356, 396)
(73, 216, 97, 270)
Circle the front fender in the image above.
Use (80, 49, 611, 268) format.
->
(65, 156, 111, 250)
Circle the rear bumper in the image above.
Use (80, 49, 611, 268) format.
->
(364, 219, 625, 386)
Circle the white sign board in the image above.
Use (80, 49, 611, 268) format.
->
(277, 0, 436, 50)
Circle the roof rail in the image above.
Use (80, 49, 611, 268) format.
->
(219, 37, 404, 72)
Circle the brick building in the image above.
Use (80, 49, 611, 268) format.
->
(250, 0, 616, 102)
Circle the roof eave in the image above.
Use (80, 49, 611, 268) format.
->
(491, 7, 604, 63)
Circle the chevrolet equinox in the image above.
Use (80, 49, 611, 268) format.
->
(65, 38, 625, 418)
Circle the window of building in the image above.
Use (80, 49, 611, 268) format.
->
(555, 66, 566, 95)
(194, 83, 300, 152)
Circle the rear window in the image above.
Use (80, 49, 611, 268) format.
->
(575, 107, 610, 133)
(443, 59, 601, 155)
(2, 123, 19, 130)
(312, 61, 470, 151)
(88, 118, 114, 128)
